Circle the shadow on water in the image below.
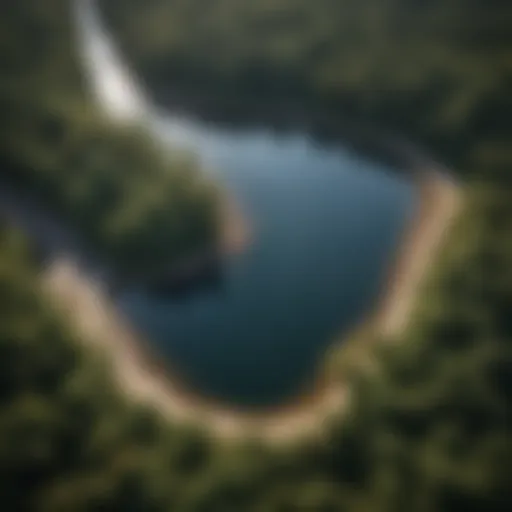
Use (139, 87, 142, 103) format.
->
(145, 259, 225, 300)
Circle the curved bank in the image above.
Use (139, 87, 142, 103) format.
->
(39, 161, 462, 443)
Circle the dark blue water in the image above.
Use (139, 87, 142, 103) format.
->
(118, 117, 415, 406)
(75, 0, 415, 406)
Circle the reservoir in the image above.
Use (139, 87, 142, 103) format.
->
(79, 0, 416, 407)
(117, 119, 415, 406)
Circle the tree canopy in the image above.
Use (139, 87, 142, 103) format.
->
(0, 0, 510, 510)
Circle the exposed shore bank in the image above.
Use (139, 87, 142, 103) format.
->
(40, 153, 462, 444)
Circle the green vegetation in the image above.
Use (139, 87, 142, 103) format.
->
(0, 0, 511, 510)
(0, 96, 220, 277)
(99, 0, 512, 179)
(0, 223, 228, 511)
(0, 0, 221, 279)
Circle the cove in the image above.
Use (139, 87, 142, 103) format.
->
(77, 0, 416, 408)
(117, 119, 415, 406)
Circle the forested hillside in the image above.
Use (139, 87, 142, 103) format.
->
(0, 0, 220, 279)
(1, 0, 511, 510)
(100, 0, 512, 179)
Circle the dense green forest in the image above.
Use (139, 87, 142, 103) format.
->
(1, 0, 511, 510)
(0, 0, 221, 279)
(0, 95, 220, 277)
(100, 0, 512, 179)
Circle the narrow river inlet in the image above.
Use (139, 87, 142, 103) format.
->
(79, 0, 416, 407)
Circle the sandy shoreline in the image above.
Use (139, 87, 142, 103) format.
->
(38, 164, 462, 444)
(375, 170, 461, 337)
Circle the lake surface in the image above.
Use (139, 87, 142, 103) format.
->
(79, 0, 416, 407)
(118, 118, 415, 406)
